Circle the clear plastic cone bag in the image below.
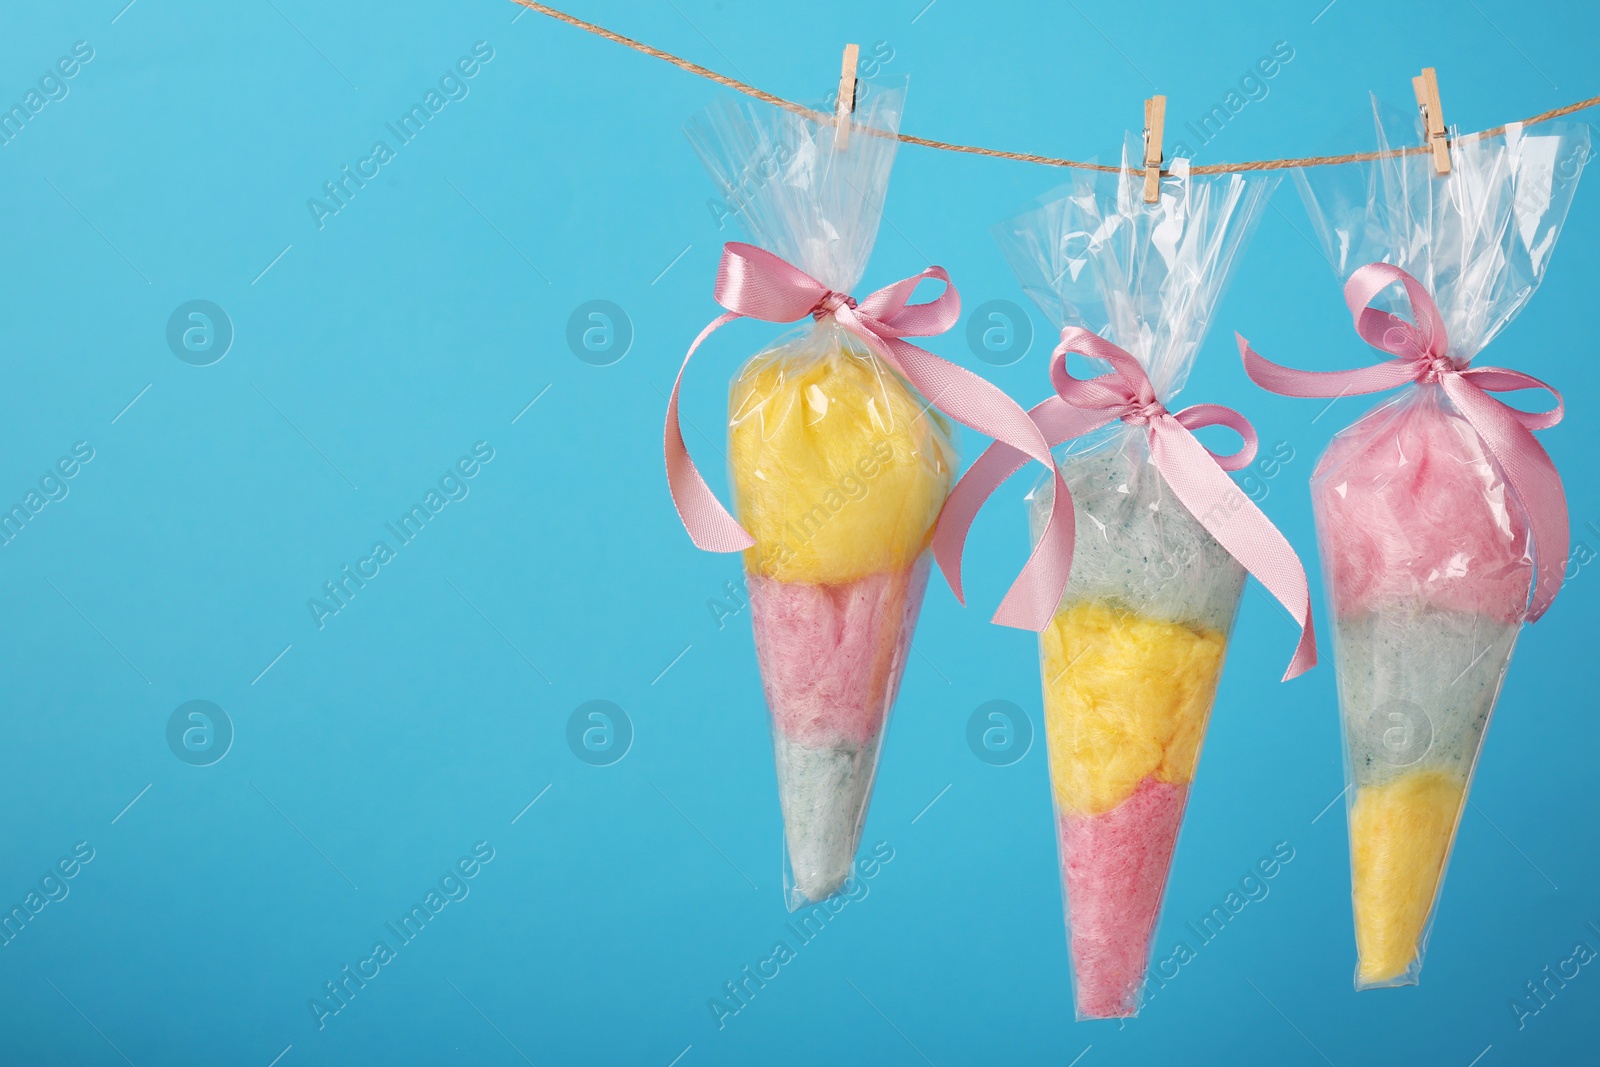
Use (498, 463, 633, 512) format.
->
(1028, 431, 1244, 1018)
(688, 79, 957, 910)
(1294, 101, 1589, 988)
(995, 144, 1274, 1017)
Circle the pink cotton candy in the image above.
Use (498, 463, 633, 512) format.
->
(747, 557, 930, 749)
(1313, 387, 1531, 623)
(1059, 776, 1188, 1019)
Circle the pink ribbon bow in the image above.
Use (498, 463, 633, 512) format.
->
(1238, 260, 1567, 621)
(933, 326, 1318, 680)
(665, 241, 1074, 630)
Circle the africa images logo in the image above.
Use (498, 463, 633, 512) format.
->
(307, 42, 495, 230)
(308, 842, 496, 1030)
(306, 442, 494, 629)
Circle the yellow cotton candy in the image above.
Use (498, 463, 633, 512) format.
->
(730, 335, 956, 585)
(1040, 602, 1228, 816)
(1350, 769, 1465, 985)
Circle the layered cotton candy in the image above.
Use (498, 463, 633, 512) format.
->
(751, 561, 928, 902)
(731, 327, 957, 584)
(1331, 610, 1516, 983)
(1034, 445, 1244, 1018)
(732, 331, 952, 908)
(1314, 389, 1531, 623)
(1316, 391, 1532, 985)
(1059, 777, 1188, 1018)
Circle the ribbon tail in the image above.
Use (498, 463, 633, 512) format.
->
(1446, 379, 1569, 622)
(1148, 421, 1318, 681)
(986, 396, 1123, 630)
(884, 337, 1078, 630)
(883, 337, 1055, 464)
(932, 439, 1032, 606)
(1236, 332, 1412, 399)
(991, 467, 1075, 631)
(664, 311, 756, 553)
(932, 393, 1107, 627)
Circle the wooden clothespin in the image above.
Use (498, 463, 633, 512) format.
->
(1143, 95, 1166, 204)
(1413, 67, 1451, 176)
(834, 44, 860, 150)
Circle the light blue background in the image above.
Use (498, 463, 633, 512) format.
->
(0, 1, 1595, 1064)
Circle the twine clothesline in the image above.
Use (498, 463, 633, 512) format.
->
(508, 0, 1600, 174)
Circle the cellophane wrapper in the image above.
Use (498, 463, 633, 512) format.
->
(1293, 103, 1589, 989)
(995, 142, 1274, 1018)
(686, 80, 957, 911)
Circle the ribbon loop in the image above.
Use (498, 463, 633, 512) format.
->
(1237, 260, 1569, 621)
(855, 266, 961, 337)
(1172, 404, 1259, 471)
(667, 242, 1073, 631)
(935, 327, 1318, 680)
(1457, 365, 1565, 431)
(1348, 262, 1450, 362)
(1050, 326, 1160, 414)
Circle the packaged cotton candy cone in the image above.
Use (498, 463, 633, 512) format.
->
(668, 76, 1058, 911)
(731, 321, 953, 907)
(1240, 102, 1589, 988)
(947, 141, 1313, 1019)
(1318, 386, 1522, 989)
(1031, 452, 1242, 1019)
